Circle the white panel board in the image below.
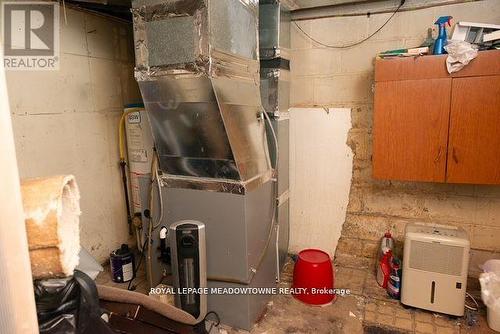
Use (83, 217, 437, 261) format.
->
(289, 107, 353, 257)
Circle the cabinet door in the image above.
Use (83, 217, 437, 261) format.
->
(373, 78, 452, 182)
(446, 75, 500, 184)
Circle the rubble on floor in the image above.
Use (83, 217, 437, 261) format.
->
(97, 257, 495, 334)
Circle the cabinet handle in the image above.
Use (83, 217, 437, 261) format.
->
(434, 146, 442, 163)
(452, 147, 459, 164)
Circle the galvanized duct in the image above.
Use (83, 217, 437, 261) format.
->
(132, 0, 272, 188)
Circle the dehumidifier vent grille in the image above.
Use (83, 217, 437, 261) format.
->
(409, 240, 464, 276)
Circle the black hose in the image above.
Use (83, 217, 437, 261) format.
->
(204, 311, 220, 333)
(127, 238, 149, 291)
(119, 160, 133, 236)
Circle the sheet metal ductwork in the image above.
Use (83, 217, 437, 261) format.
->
(132, 1, 279, 330)
(132, 0, 272, 187)
(259, 0, 291, 273)
(259, 0, 291, 116)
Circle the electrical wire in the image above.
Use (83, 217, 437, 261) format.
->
(146, 152, 156, 289)
(204, 311, 220, 333)
(142, 115, 279, 287)
(465, 292, 479, 311)
(145, 149, 165, 289)
(264, 112, 279, 172)
(152, 163, 164, 230)
(127, 238, 149, 291)
(263, 111, 280, 281)
(207, 197, 278, 286)
(135, 225, 143, 252)
(252, 112, 279, 281)
(147, 150, 164, 231)
(293, 0, 406, 49)
(207, 113, 280, 286)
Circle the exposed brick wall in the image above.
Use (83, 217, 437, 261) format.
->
(290, 0, 500, 276)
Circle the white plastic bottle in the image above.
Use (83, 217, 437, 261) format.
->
(379, 231, 394, 260)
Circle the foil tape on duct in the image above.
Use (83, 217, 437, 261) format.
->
(160, 173, 275, 195)
(132, 0, 271, 186)
(260, 64, 290, 116)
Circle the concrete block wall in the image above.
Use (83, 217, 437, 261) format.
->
(6, 7, 141, 263)
(290, 0, 500, 277)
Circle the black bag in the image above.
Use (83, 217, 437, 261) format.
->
(34, 270, 114, 334)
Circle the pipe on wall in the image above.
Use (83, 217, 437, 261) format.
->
(0, 50, 39, 332)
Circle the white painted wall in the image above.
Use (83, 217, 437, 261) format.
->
(289, 108, 353, 257)
(0, 45, 39, 334)
(6, 7, 141, 263)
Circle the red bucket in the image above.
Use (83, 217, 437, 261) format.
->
(292, 249, 335, 305)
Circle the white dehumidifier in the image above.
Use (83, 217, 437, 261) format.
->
(401, 223, 470, 316)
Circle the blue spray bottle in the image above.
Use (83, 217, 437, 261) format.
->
(433, 16, 453, 55)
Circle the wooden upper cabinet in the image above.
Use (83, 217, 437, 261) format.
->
(447, 76, 500, 184)
(373, 50, 500, 185)
(373, 78, 451, 182)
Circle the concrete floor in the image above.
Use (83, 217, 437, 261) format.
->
(235, 261, 495, 334)
(96, 258, 496, 334)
